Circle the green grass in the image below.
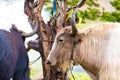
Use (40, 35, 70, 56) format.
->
(110, 0, 120, 10)
(30, 68, 40, 78)
(70, 72, 90, 80)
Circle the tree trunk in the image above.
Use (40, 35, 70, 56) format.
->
(24, 0, 64, 80)
(38, 19, 51, 80)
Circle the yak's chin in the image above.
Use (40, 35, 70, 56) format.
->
(51, 61, 71, 74)
(52, 64, 65, 72)
(57, 64, 70, 73)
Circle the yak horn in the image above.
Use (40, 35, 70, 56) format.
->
(20, 20, 39, 37)
(71, 11, 77, 36)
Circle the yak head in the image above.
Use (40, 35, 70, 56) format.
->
(47, 11, 85, 72)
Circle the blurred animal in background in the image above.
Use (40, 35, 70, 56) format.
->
(0, 24, 38, 80)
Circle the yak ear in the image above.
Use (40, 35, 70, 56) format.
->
(79, 33, 85, 41)
(74, 33, 85, 43)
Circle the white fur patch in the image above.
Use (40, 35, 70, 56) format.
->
(47, 41, 57, 60)
(104, 24, 120, 73)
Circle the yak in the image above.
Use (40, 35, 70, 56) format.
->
(47, 11, 120, 80)
(0, 24, 38, 80)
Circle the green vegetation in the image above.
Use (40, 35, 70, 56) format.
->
(77, 8, 100, 23)
(110, 0, 120, 10)
(86, 0, 99, 7)
(84, 8, 100, 20)
(70, 72, 90, 80)
(46, 6, 52, 11)
(30, 68, 40, 78)
(66, 0, 120, 23)
(45, 0, 120, 23)
(45, 0, 51, 3)
(76, 7, 120, 23)
(67, 0, 100, 7)
(101, 11, 120, 22)
(67, 0, 81, 6)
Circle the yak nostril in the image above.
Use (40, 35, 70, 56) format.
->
(46, 60, 51, 65)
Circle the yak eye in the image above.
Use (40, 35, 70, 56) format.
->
(58, 38, 64, 43)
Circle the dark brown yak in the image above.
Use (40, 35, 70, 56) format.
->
(47, 11, 120, 80)
(0, 23, 38, 80)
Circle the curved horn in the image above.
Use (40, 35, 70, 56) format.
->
(19, 17, 39, 37)
(21, 20, 39, 37)
(71, 11, 77, 36)
(11, 20, 39, 38)
(73, 0, 86, 9)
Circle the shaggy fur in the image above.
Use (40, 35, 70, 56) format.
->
(0, 26, 30, 80)
(47, 23, 120, 80)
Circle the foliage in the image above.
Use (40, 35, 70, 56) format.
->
(77, 8, 100, 23)
(76, 7, 120, 23)
(86, 0, 99, 7)
(45, 0, 51, 3)
(101, 11, 120, 22)
(67, 0, 99, 7)
(85, 8, 100, 20)
(110, 0, 120, 10)
(45, 0, 120, 23)
(67, 0, 81, 6)
(46, 6, 52, 11)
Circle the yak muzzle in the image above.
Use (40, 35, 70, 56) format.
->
(46, 60, 51, 65)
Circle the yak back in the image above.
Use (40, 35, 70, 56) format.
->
(0, 27, 29, 79)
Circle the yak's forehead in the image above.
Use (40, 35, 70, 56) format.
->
(55, 27, 72, 40)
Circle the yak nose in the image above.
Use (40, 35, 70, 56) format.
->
(46, 60, 51, 65)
